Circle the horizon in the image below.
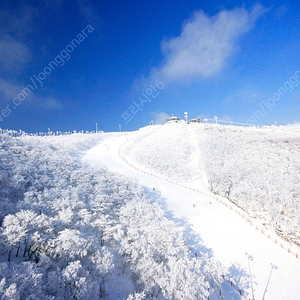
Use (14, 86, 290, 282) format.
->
(1, 117, 300, 136)
(1, 1, 300, 133)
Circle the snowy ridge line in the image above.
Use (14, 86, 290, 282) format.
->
(204, 118, 263, 127)
(118, 142, 300, 263)
(0, 128, 102, 136)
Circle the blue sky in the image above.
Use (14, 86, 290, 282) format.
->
(0, 0, 300, 133)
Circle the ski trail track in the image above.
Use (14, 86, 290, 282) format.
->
(83, 133, 300, 300)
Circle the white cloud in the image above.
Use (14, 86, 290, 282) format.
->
(145, 5, 266, 86)
(0, 79, 22, 101)
(41, 97, 63, 110)
(0, 5, 36, 37)
(76, 0, 102, 26)
(0, 36, 31, 72)
(0, 79, 63, 110)
(151, 111, 170, 125)
(0, 5, 35, 74)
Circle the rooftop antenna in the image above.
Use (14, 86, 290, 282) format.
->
(184, 112, 188, 122)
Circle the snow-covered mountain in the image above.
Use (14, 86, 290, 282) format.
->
(121, 122, 300, 246)
(0, 131, 220, 299)
(1, 123, 300, 299)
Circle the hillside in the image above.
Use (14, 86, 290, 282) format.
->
(0, 131, 220, 300)
(1, 124, 300, 299)
(121, 123, 300, 245)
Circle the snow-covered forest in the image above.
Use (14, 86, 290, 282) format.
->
(121, 122, 300, 245)
(0, 131, 222, 299)
(1, 122, 300, 299)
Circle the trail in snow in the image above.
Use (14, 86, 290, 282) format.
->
(188, 125, 209, 190)
(83, 133, 300, 300)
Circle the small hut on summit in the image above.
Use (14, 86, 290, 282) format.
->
(188, 117, 200, 124)
(166, 114, 180, 123)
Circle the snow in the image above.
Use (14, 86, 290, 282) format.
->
(1, 131, 216, 299)
(1, 123, 300, 299)
(83, 124, 300, 300)
(120, 123, 300, 245)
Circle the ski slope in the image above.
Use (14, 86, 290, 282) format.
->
(83, 132, 300, 300)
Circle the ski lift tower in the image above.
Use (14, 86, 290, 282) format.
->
(184, 112, 188, 122)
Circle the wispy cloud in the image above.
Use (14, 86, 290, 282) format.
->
(0, 4, 36, 38)
(0, 79, 21, 100)
(275, 5, 288, 19)
(151, 111, 170, 125)
(0, 79, 63, 110)
(139, 5, 266, 88)
(76, 0, 102, 26)
(0, 36, 31, 72)
(0, 3, 36, 75)
(223, 89, 268, 106)
(40, 97, 63, 110)
(0, 1, 91, 114)
(43, 97, 63, 110)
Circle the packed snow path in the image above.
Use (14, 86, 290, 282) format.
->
(83, 133, 300, 300)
